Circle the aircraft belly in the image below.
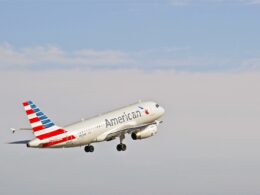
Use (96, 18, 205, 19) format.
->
(72, 131, 101, 146)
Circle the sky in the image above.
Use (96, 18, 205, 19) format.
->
(1, 71, 260, 195)
(0, 0, 260, 71)
(0, 1, 260, 195)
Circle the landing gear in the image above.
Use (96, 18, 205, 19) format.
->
(116, 134, 127, 152)
(117, 143, 127, 151)
(84, 145, 94, 153)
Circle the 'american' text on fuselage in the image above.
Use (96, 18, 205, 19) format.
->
(105, 110, 142, 128)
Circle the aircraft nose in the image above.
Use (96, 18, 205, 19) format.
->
(160, 106, 165, 115)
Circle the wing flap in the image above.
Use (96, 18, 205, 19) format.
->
(104, 120, 162, 141)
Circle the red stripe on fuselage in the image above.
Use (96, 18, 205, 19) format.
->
(23, 102, 29, 106)
(42, 135, 75, 148)
(26, 109, 34, 115)
(29, 117, 40, 124)
(32, 125, 45, 132)
(36, 129, 66, 140)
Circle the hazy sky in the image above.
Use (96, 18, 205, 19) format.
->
(1, 70, 260, 195)
(0, 1, 260, 195)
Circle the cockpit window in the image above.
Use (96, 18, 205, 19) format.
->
(156, 104, 159, 108)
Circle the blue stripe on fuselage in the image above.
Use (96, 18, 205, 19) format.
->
(39, 115, 48, 120)
(33, 108, 40, 113)
(42, 119, 51, 124)
(36, 112, 44, 117)
(44, 123, 54, 128)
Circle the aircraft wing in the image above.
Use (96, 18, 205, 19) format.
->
(103, 120, 162, 141)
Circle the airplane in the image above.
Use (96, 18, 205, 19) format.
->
(10, 100, 165, 152)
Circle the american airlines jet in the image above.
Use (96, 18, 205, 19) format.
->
(10, 100, 165, 152)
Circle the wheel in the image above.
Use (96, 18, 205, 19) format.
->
(117, 144, 122, 151)
(121, 144, 127, 151)
(89, 145, 94, 152)
(84, 145, 94, 153)
(84, 146, 90, 152)
(117, 144, 127, 152)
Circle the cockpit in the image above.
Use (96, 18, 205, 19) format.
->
(154, 102, 165, 116)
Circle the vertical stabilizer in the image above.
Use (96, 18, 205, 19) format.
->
(22, 101, 67, 140)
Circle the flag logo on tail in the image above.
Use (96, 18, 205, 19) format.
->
(22, 101, 67, 140)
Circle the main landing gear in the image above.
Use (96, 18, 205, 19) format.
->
(84, 145, 94, 153)
(117, 134, 127, 152)
(117, 143, 127, 151)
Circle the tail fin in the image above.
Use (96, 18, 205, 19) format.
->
(22, 101, 67, 140)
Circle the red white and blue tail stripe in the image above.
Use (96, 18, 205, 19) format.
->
(22, 101, 67, 141)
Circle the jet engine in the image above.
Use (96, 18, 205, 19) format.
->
(131, 125, 157, 140)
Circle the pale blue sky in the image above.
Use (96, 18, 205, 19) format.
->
(0, 0, 260, 71)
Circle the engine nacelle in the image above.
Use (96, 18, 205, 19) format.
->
(131, 125, 158, 140)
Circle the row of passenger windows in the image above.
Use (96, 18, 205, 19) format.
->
(79, 123, 104, 135)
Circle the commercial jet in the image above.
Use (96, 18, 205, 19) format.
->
(10, 100, 165, 152)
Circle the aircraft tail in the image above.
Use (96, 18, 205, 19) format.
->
(22, 101, 67, 140)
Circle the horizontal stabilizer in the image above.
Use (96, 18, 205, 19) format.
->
(11, 128, 32, 134)
(7, 140, 30, 144)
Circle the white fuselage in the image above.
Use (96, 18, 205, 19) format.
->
(29, 101, 165, 148)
